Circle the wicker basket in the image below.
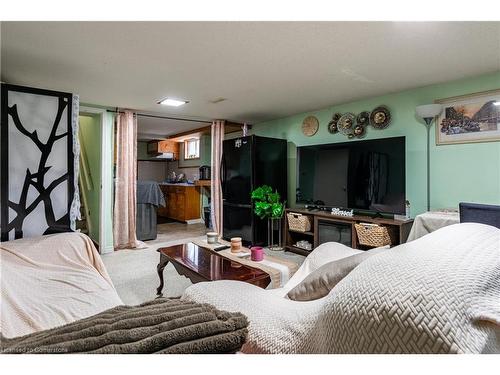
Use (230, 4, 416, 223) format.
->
(354, 223, 396, 247)
(287, 212, 312, 233)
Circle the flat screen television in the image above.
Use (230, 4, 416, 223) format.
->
(296, 136, 406, 215)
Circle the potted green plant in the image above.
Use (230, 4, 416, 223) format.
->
(250, 185, 285, 251)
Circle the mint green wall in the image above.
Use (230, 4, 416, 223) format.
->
(79, 115, 101, 243)
(251, 71, 500, 217)
(178, 134, 211, 168)
(137, 141, 150, 159)
(79, 105, 115, 253)
(137, 141, 166, 160)
(201, 134, 211, 165)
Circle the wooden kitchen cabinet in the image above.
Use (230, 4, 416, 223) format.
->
(159, 140, 179, 155)
(147, 140, 180, 159)
(158, 184, 200, 222)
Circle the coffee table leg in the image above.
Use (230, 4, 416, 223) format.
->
(156, 254, 170, 297)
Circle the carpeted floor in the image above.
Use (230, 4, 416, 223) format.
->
(102, 222, 305, 305)
(146, 221, 208, 246)
(102, 222, 208, 305)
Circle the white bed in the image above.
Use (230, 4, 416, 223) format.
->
(183, 223, 500, 353)
(1, 232, 123, 338)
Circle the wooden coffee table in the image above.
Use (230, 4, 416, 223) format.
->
(156, 243, 271, 296)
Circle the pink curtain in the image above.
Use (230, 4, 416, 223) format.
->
(210, 120, 225, 236)
(113, 110, 144, 249)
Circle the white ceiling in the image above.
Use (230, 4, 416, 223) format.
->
(134, 114, 209, 140)
(2, 21, 500, 138)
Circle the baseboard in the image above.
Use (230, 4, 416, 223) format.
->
(186, 218, 204, 225)
(99, 245, 114, 254)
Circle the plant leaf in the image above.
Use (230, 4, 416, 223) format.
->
(271, 202, 284, 218)
(251, 185, 284, 219)
(268, 191, 280, 204)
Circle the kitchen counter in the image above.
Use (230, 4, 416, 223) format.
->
(159, 182, 195, 187)
(194, 179, 211, 187)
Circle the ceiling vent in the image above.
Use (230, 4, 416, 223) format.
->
(209, 97, 227, 104)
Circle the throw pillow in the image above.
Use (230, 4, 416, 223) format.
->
(287, 246, 388, 301)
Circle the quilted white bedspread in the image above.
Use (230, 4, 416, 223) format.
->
(183, 223, 500, 353)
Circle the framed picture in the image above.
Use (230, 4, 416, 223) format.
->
(435, 89, 500, 145)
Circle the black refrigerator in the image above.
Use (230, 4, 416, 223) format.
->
(221, 135, 287, 246)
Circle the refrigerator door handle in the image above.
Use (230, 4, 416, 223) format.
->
(223, 202, 252, 209)
(220, 155, 226, 191)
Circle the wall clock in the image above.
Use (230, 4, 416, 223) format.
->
(302, 115, 319, 136)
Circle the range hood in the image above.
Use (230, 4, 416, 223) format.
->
(151, 152, 175, 160)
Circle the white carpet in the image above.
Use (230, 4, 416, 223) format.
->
(101, 237, 205, 305)
(102, 230, 305, 306)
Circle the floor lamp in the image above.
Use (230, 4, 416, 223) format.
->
(415, 104, 443, 212)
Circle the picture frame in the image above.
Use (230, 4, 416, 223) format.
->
(435, 88, 500, 145)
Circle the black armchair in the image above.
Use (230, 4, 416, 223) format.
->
(459, 202, 500, 229)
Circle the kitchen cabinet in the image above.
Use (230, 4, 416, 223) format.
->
(147, 140, 180, 160)
(158, 184, 200, 222)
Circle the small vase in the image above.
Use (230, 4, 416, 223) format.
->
(267, 217, 283, 251)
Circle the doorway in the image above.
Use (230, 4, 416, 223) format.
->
(78, 107, 114, 253)
(78, 114, 101, 243)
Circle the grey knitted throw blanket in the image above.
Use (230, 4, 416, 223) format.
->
(1, 298, 248, 354)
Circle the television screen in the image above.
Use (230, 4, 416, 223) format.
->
(296, 136, 406, 214)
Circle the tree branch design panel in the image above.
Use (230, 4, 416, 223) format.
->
(1, 84, 77, 241)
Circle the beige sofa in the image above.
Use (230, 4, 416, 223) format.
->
(183, 223, 500, 354)
(1, 232, 122, 338)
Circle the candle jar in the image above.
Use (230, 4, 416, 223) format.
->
(230, 237, 242, 253)
(250, 246, 264, 261)
(206, 232, 218, 244)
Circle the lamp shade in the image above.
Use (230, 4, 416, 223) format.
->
(415, 104, 443, 120)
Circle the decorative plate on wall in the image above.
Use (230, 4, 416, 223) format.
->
(353, 124, 366, 138)
(327, 113, 342, 134)
(302, 115, 319, 136)
(327, 120, 338, 134)
(337, 113, 356, 136)
(356, 111, 370, 126)
(370, 106, 391, 129)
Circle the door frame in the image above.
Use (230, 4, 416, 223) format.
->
(79, 106, 114, 254)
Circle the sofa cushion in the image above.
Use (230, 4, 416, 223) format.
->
(287, 246, 388, 301)
(1, 232, 122, 338)
(280, 242, 364, 295)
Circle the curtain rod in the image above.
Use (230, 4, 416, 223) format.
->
(106, 109, 213, 124)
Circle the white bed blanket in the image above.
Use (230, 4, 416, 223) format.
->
(1, 232, 123, 338)
(183, 223, 500, 353)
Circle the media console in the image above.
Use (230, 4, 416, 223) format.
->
(284, 208, 414, 256)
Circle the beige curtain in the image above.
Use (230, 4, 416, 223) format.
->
(113, 110, 144, 249)
(210, 120, 225, 236)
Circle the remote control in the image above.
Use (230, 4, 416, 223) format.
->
(213, 245, 231, 252)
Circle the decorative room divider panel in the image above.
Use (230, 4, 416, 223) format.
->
(1, 84, 80, 241)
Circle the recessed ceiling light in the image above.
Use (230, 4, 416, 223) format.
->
(158, 98, 188, 107)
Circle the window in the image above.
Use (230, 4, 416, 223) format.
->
(184, 138, 200, 160)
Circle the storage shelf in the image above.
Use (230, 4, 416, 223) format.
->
(284, 208, 414, 254)
(285, 245, 312, 256)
